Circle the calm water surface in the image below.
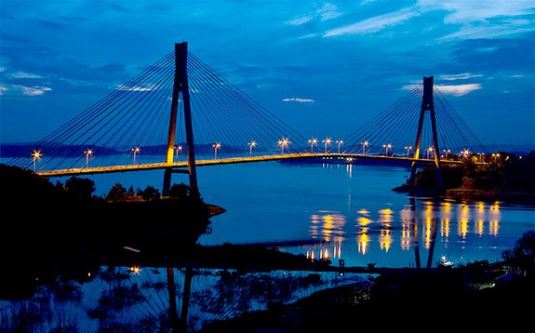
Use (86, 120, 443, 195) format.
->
(85, 160, 535, 268)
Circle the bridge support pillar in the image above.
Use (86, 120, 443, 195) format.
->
(163, 42, 199, 196)
(409, 76, 443, 191)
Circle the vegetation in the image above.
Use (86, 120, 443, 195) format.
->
(0, 164, 212, 299)
(396, 151, 535, 202)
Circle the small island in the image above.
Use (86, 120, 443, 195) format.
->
(395, 151, 535, 203)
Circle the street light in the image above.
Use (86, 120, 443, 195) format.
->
(336, 140, 344, 153)
(426, 146, 434, 159)
(443, 149, 451, 159)
(492, 152, 501, 162)
(84, 149, 94, 168)
(248, 140, 257, 156)
(212, 143, 222, 159)
(478, 152, 485, 162)
(322, 138, 332, 153)
(308, 138, 318, 153)
(361, 141, 369, 155)
(174, 145, 183, 159)
(382, 144, 392, 156)
(131, 147, 140, 164)
(461, 148, 470, 159)
(31, 150, 42, 171)
(278, 138, 290, 154)
(404, 146, 412, 158)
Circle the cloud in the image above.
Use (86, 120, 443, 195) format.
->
(0, 85, 7, 95)
(417, 0, 535, 24)
(286, 16, 313, 26)
(439, 73, 483, 81)
(324, 7, 418, 37)
(282, 97, 314, 103)
(439, 23, 533, 41)
(10, 71, 43, 79)
(0, 66, 6, 73)
(14, 85, 52, 96)
(403, 82, 482, 96)
(116, 84, 157, 92)
(317, 3, 341, 21)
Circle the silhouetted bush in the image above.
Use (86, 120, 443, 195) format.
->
(65, 177, 95, 201)
(106, 182, 127, 201)
(502, 230, 535, 276)
(137, 186, 161, 201)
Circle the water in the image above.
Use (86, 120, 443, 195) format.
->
(76, 159, 534, 268)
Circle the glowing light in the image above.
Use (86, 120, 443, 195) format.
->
(382, 143, 392, 156)
(404, 146, 413, 158)
(322, 137, 332, 153)
(212, 143, 222, 159)
(174, 145, 183, 159)
(358, 230, 370, 255)
(361, 140, 369, 155)
(131, 146, 141, 164)
(247, 140, 257, 156)
(84, 148, 94, 168)
(336, 139, 344, 153)
(31, 150, 42, 171)
(278, 138, 290, 154)
(379, 228, 392, 252)
(129, 266, 141, 275)
(308, 138, 318, 152)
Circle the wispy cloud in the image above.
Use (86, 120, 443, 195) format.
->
(0, 84, 7, 95)
(403, 82, 482, 96)
(116, 84, 157, 92)
(439, 73, 483, 81)
(0, 66, 6, 73)
(439, 24, 533, 41)
(318, 3, 341, 21)
(324, 7, 418, 37)
(286, 16, 313, 26)
(283, 97, 315, 103)
(417, 0, 535, 24)
(10, 71, 43, 79)
(14, 85, 52, 96)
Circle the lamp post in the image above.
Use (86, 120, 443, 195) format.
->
(131, 147, 140, 164)
(247, 141, 257, 156)
(308, 138, 318, 153)
(361, 141, 369, 155)
(336, 140, 344, 153)
(404, 146, 412, 158)
(443, 149, 451, 160)
(461, 148, 470, 159)
(426, 146, 434, 159)
(278, 138, 290, 154)
(174, 145, 183, 159)
(382, 144, 392, 156)
(212, 143, 221, 159)
(84, 149, 93, 168)
(31, 150, 42, 171)
(322, 138, 332, 153)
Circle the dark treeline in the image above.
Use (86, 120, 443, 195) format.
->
(0, 164, 210, 299)
(396, 151, 535, 201)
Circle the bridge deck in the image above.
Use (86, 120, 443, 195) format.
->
(36, 153, 463, 177)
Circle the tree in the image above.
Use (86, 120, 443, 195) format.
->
(502, 231, 535, 276)
(168, 183, 190, 201)
(106, 183, 127, 201)
(126, 185, 135, 198)
(136, 186, 161, 201)
(65, 177, 95, 201)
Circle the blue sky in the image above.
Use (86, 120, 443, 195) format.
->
(1, 0, 534, 145)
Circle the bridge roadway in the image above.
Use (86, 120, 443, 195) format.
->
(36, 153, 463, 177)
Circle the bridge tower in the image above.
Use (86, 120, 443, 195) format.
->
(163, 42, 199, 196)
(409, 76, 443, 190)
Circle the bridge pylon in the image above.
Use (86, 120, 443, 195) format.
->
(409, 76, 443, 190)
(163, 42, 199, 196)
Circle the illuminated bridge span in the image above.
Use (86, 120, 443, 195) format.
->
(8, 42, 484, 193)
(36, 153, 466, 177)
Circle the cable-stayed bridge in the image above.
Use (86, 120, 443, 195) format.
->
(7, 42, 484, 193)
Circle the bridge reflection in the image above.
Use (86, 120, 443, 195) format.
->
(303, 200, 502, 267)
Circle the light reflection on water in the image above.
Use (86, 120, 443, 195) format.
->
(299, 200, 510, 267)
